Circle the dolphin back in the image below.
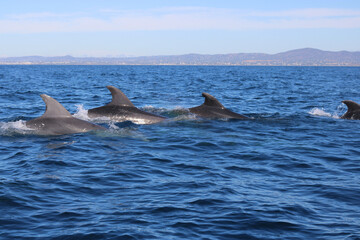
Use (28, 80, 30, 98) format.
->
(26, 94, 105, 135)
(26, 117, 104, 135)
(189, 92, 248, 119)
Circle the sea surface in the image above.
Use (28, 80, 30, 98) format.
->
(0, 65, 360, 240)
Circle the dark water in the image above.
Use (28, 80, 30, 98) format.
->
(1, 65, 360, 239)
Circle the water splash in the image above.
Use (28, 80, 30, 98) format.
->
(0, 120, 33, 135)
(309, 104, 345, 119)
(108, 121, 120, 130)
(334, 103, 347, 118)
(73, 104, 111, 122)
(72, 104, 90, 121)
(309, 108, 332, 117)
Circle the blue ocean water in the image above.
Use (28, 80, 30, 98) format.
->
(0, 65, 360, 239)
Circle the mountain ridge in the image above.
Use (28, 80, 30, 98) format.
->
(1, 48, 360, 66)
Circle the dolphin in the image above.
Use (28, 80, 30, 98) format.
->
(88, 86, 166, 124)
(341, 100, 360, 120)
(189, 92, 248, 119)
(26, 94, 105, 135)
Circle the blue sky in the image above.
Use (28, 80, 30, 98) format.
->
(1, 0, 360, 57)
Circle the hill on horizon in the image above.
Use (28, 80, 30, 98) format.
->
(1, 48, 360, 66)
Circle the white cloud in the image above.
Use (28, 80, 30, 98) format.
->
(251, 8, 360, 18)
(1, 7, 360, 33)
(7, 12, 83, 20)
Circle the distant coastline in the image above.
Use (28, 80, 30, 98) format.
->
(1, 48, 360, 66)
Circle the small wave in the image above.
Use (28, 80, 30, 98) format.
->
(142, 105, 156, 110)
(308, 107, 341, 119)
(169, 113, 199, 122)
(163, 107, 201, 122)
(46, 141, 76, 149)
(171, 106, 191, 114)
(99, 122, 148, 140)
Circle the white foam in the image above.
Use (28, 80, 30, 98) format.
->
(0, 120, 31, 130)
(308, 107, 341, 119)
(0, 120, 34, 135)
(309, 108, 332, 117)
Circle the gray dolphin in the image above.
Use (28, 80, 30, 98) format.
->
(26, 94, 105, 135)
(88, 86, 166, 124)
(341, 100, 360, 120)
(189, 92, 248, 119)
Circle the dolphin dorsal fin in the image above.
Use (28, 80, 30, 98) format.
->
(106, 86, 135, 107)
(40, 94, 72, 118)
(343, 100, 360, 112)
(202, 92, 225, 108)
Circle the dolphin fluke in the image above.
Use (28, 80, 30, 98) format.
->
(106, 86, 135, 107)
(341, 100, 360, 119)
(40, 94, 72, 118)
(189, 92, 248, 119)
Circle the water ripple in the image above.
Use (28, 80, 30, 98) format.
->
(1, 66, 360, 239)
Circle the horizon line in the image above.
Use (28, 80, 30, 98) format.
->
(1, 48, 360, 59)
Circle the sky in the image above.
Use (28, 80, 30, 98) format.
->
(1, 0, 360, 57)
